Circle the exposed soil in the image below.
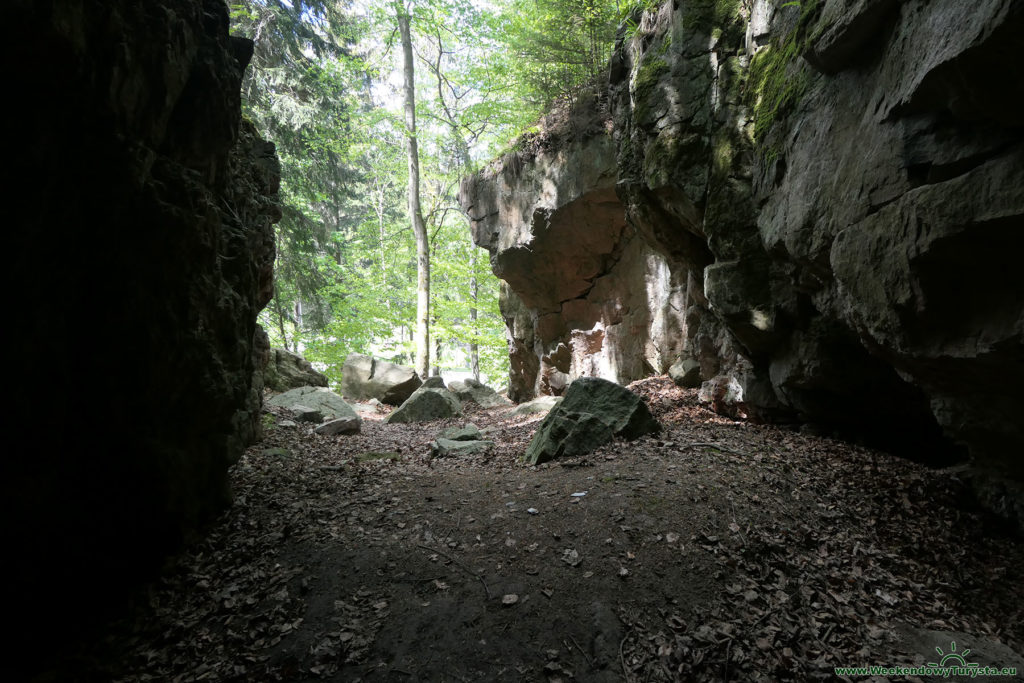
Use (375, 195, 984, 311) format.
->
(41, 378, 1024, 682)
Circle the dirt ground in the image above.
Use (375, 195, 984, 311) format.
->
(41, 378, 1024, 681)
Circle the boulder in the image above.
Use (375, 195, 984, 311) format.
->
(422, 376, 447, 389)
(698, 376, 746, 419)
(264, 347, 328, 392)
(290, 404, 322, 423)
(449, 378, 513, 408)
(510, 395, 563, 417)
(384, 386, 462, 424)
(268, 386, 360, 422)
(431, 438, 495, 457)
(441, 423, 483, 441)
(523, 378, 660, 465)
(314, 416, 361, 436)
(668, 357, 701, 388)
(524, 411, 614, 466)
(341, 354, 421, 405)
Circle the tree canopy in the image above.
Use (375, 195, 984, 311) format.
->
(229, 0, 646, 388)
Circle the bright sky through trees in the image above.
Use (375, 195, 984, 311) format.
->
(230, 0, 643, 387)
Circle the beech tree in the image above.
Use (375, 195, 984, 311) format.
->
(395, 2, 432, 380)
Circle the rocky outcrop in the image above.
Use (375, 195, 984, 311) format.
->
(342, 353, 422, 405)
(5, 0, 279, 652)
(461, 0, 1023, 516)
(264, 346, 329, 392)
(462, 122, 689, 402)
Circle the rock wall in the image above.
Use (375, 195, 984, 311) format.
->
(461, 0, 1023, 514)
(464, 116, 690, 401)
(3, 0, 279, 648)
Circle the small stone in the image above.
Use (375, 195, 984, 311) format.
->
(501, 594, 519, 606)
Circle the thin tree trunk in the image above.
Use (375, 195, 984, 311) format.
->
(397, 6, 430, 380)
(470, 249, 480, 381)
(272, 283, 290, 352)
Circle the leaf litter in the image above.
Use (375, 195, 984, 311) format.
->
(40, 376, 1024, 681)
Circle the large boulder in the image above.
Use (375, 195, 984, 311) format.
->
(384, 386, 462, 424)
(524, 378, 660, 465)
(449, 378, 513, 408)
(341, 353, 422, 405)
(264, 347, 328, 392)
(268, 386, 361, 424)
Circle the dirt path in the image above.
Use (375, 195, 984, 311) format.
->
(45, 379, 1024, 681)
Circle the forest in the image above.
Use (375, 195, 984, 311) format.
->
(234, 0, 643, 384)
(12, 0, 1023, 679)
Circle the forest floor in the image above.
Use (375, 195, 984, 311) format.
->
(44, 377, 1024, 682)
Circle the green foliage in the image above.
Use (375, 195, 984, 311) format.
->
(746, 0, 821, 142)
(239, 0, 510, 388)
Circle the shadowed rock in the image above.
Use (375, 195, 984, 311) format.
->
(450, 378, 513, 408)
(264, 347, 328, 392)
(524, 378, 660, 465)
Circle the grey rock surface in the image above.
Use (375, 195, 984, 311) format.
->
(290, 404, 322, 423)
(449, 378, 513, 408)
(460, 0, 1024, 521)
(268, 386, 360, 421)
(441, 423, 483, 441)
(422, 376, 447, 389)
(668, 357, 701, 388)
(510, 395, 563, 417)
(341, 354, 422, 405)
(523, 378, 660, 465)
(431, 438, 495, 457)
(264, 347, 328, 392)
(384, 386, 462, 424)
(314, 416, 362, 436)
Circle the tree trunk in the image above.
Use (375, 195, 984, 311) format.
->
(397, 6, 430, 380)
(470, 249, 480, 381)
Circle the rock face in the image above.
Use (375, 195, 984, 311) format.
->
(524, 378, 660, 465)
(462, 124, 689, 402)
(461, 0, 1024, 518)
(264, 347, 329, 392)
(342, 353, 423, 405)
(5, 0, 280, 650)
(384, 386, 463, 424)
(449, 378, 513, 408)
